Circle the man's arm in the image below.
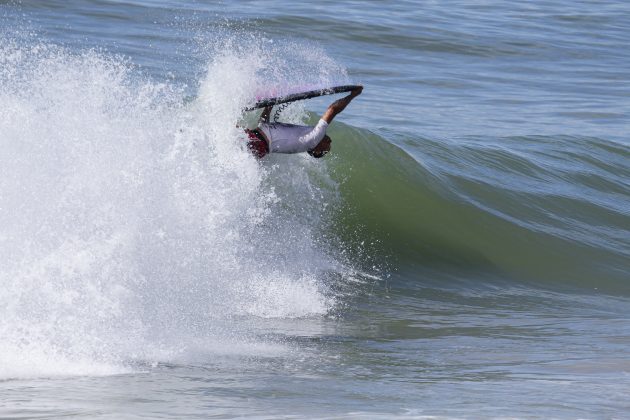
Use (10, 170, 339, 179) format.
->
(259, 106, 273, 124)
(321, 86, 363, 124)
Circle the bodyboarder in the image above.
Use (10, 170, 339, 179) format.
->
(244, 86, 363, 158)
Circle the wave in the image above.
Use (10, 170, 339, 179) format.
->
(2, 29, 628, 380)
(327, 125, 630, 293)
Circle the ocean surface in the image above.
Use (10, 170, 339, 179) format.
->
(1, 0, 630, 418)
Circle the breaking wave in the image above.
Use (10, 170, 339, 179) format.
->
(0, 35, 361, 378)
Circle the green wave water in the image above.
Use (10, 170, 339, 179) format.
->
(328, 125, 630, 293)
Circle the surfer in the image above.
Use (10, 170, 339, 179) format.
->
(245, 86, 363, 158)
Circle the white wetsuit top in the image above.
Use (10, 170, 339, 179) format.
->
(258, 119, 328, 154)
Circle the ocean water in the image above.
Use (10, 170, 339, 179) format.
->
(1, 0, 629, 418)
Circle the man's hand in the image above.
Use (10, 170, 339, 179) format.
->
(350, 86, 363, 98)
(259, 105, 273, 124)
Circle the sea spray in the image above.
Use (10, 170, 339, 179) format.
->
(0, 36, 350, 378)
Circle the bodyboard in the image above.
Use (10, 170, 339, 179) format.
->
(244, 85, 361, 111)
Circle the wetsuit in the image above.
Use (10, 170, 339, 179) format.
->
(245, 119, 328, 158)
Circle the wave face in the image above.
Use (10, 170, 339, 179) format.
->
(0, 36, 358, 378)
(328, 126, 630, 293)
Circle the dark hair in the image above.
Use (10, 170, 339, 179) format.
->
(308, 150, 326, 158)
(308, 136, 332, 158)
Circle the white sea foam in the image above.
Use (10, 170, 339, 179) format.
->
(0, 36, 347, 378)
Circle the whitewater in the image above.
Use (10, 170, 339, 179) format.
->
(0, 34, 353, 373)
